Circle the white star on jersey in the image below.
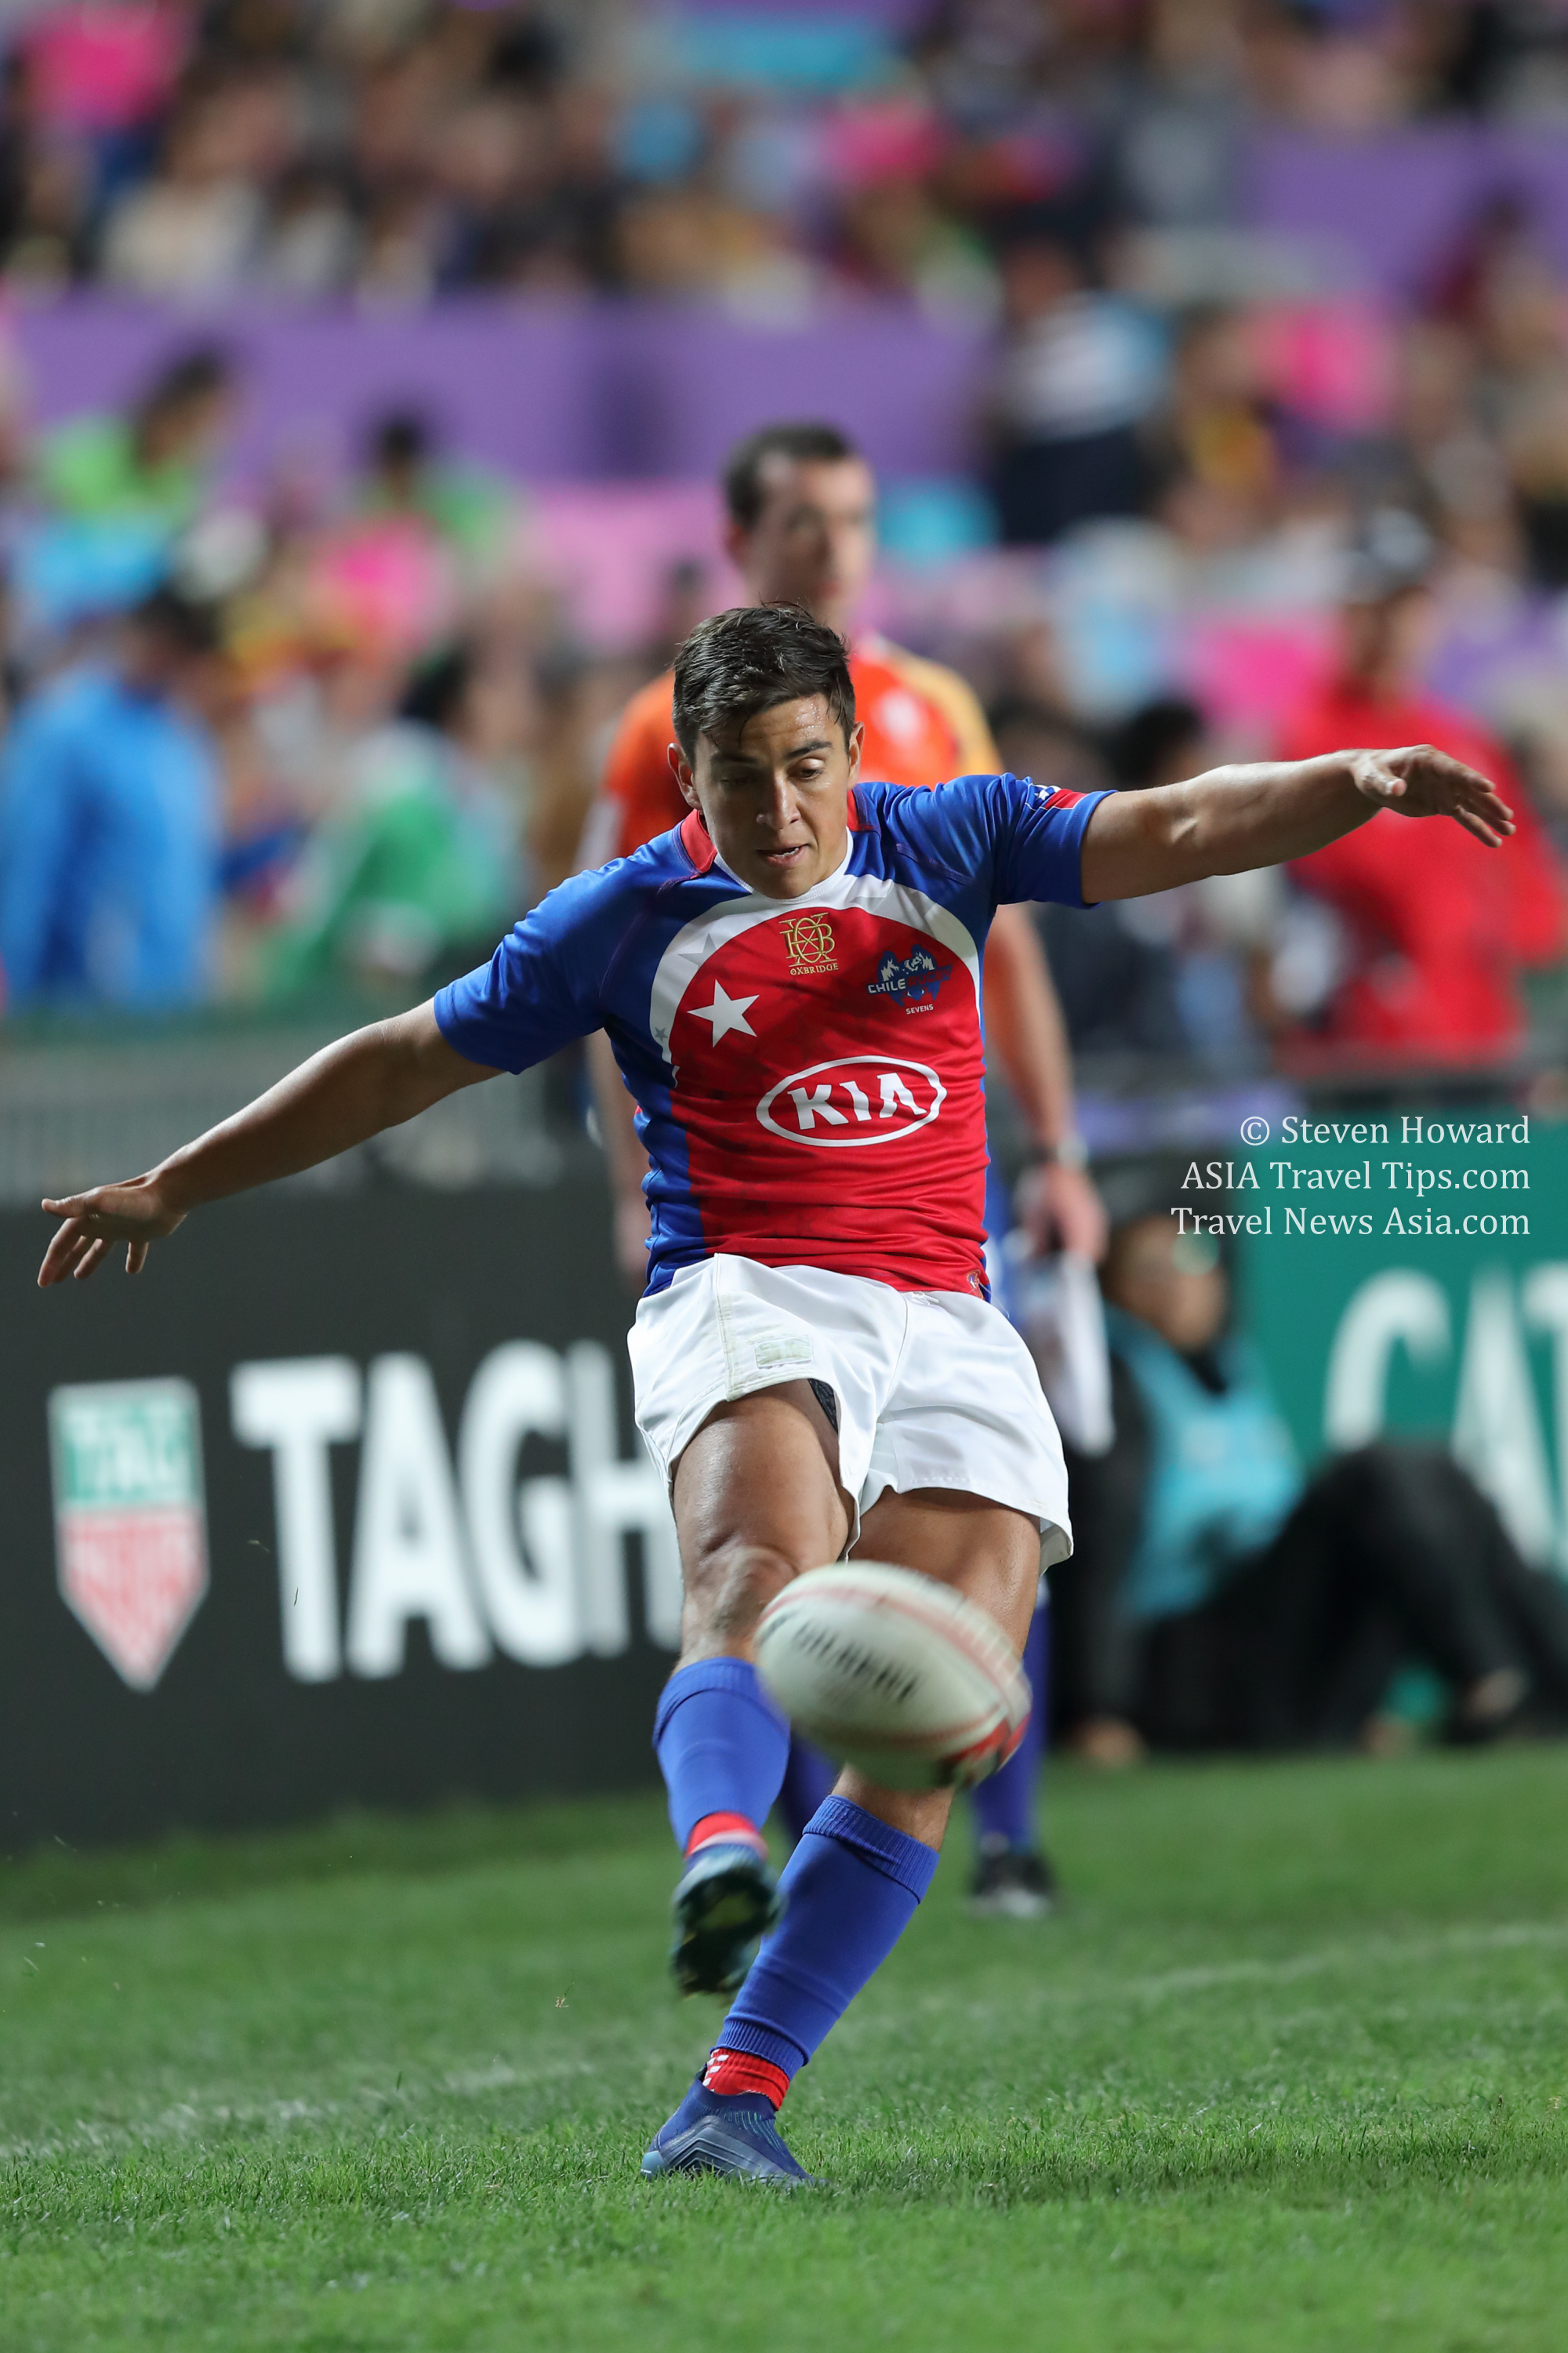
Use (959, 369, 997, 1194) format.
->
(691, 983, 758, 1043)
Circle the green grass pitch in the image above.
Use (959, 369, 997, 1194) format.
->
(2, 1748, 1567, 2351)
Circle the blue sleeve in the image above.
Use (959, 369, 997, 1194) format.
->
(991, 774, 1115, 906)
(0, 702, 83, 997)
(433, 862, 633, 1073)
(885, 772, 1115, 910)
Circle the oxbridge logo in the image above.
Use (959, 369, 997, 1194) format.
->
(779, 913, 837, 975)
(757, 1055, 945, 1148)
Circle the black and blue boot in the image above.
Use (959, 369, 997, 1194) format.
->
(642, 2075, 818, 2187)
(670, 1841, 782, 1996)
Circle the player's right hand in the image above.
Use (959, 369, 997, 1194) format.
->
(38, 1175, 187, 1287)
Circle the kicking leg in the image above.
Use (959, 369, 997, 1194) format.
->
(655, 1383, 849, 1995)
(648, 1490, 1040, 2182)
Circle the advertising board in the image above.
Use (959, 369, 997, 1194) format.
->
(0, 1178, 674, 1846)
(1233, 1117, 1568, 1574)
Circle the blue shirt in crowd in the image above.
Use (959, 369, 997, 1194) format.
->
(1106, 1307, 1303, 1625)
(0, 666, 219, 1008)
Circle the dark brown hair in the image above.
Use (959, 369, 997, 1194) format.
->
(671, 605, 856, 761)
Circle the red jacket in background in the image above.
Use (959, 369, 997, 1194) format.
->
(1278, 681, 1567, 1062)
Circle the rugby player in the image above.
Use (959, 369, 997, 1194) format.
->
(38, 605, 1512, 2188)
(584, 419, 1103, 1913)
(583, 419, 1105, 1283)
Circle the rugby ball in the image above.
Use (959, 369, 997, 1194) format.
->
(754, 1562, 1031, 1792)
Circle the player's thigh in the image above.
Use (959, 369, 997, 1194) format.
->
(857, 1483, 1042, 1650)
(841, 1484, 1043, 1846)
(671, 1381, 851, 1648)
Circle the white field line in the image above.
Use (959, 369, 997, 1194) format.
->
(3, 1916, 1566, 2167)
(0, 2051, 613, 2167)
(875, 1915, 1568, 2042)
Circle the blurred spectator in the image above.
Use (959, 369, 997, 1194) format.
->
(1482, 248, 1568, 590)
(355, 408, 516, 578)
(0, 45, 89, 291)
(257, 159, 360, 295)
(1158, 307, 1279, 525)
(1011, 694, 1269, 1063)
(1108, 0, 1247, 230)
(1052, 1205, 1568, 1756)
(100, 82, 269, 294)
(1276, 516, 1568, 1064)
(996, 695, 1189, 1057)
(987, 218, 1167, 545)
(37, 346, 237, 530)
(262, 637, 525, 999)
(0, 586, 223, 1009)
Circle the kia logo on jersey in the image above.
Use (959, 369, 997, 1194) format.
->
(756, 1055, 946, 1148)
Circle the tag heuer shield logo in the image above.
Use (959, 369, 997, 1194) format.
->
(48, 1380, 209, 1691)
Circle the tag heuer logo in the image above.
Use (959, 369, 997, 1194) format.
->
(48, 1379, 209, 1691)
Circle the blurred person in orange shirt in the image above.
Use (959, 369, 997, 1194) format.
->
(1277, 518, 1566, 1064)
(584, 420, 1106, 1295)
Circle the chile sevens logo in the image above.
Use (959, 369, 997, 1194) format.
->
(780, 914, 837, 975)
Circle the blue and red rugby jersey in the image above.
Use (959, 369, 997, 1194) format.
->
(435, 772, 1110, 1297)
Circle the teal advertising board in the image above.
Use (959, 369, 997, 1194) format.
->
(1214, 1113, 1568, 1574)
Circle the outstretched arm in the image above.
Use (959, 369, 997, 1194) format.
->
(1079, 746, 1514, 905)
(38, 1002, 495, 1286)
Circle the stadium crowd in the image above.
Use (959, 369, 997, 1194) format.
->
(0, 1, 1565, 306)
(0, 0, 1566, 1078)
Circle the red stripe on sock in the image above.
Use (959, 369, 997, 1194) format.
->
(704, 2048, 790, 2108)
(684, 1811, 766, 1858)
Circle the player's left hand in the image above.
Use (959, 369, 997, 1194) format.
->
(38, 1174, 186, 1287)
(1014, 1157, 1109, 1263)
(1349, 745, 1515, 846)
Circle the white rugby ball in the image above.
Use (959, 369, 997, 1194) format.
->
(754, 1562, 1031, 1792)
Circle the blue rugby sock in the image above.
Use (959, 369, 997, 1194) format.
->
(778, 1730, 837, 1844)
(653, 1658, 790, 1853)
(713, 1796, 939, 2087)
(969, 1600, 1048, 1853)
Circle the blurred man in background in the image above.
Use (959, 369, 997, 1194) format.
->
(1051, 1198, 1568, 1759)
(582, 419, 1109, 1918)
(263, 638, 524, 1000)
(1278, 518, 1567, 1064)
(0, 584, 222, 1009)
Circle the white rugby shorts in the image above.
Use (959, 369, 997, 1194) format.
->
(628, 1254, 1071, 1562)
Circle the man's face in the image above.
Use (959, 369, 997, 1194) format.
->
(143, 387, 233, 469)
(727, 456, 877, 634)
(1104, 1217, 1229, 1353)
(1341, 586, 1434, 691)
(118, 619, 202, 700)
(672, 693, 862, 899)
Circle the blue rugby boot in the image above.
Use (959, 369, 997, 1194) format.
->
(641, 2076, 818, 2188)
(670, 1839, 782, 1997)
